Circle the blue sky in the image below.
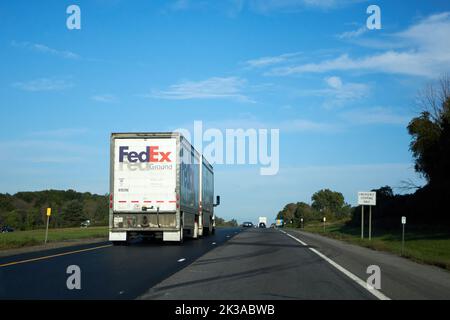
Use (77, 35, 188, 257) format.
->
(1, 0, 450, 223)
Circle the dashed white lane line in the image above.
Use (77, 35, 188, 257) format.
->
(279, 230, 391, 301)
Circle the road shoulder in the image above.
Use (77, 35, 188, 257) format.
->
(0, 238, 107, 258)
(286, 229, 450, 300)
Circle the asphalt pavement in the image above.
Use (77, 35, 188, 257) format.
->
(0, 228, 240, 299)
(139, 228, 377, 300)
(2, 226, 450, 300)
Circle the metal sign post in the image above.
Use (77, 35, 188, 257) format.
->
(44, 208, 51, 244)
(401, 216, 406, 256)
(369, 205, 372, 241)
(361, 205, 364, 239)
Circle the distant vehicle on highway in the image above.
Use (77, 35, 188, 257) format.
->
(1, 226, 14, 233)
(259, 222, 266, 228)
(242, 222, 254, 228)
(109, 132, 220, 245)
(80, 220, 91, 228)
(276, 219, 284, 227)
(270, 223, 276, 228)
(258, 216, 267, 226)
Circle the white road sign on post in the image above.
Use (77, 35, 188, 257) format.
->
(358, 192, 377, 240)
(358, 192, 377, 206)
(402, 216, 406, 224)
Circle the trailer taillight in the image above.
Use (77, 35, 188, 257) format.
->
(109, 194, 113, 209)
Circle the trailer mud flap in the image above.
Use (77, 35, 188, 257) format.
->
(163, 231, 182, 242)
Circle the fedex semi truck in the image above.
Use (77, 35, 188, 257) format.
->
(109, 132, 220, 244)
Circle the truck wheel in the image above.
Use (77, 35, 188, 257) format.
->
(203, 218, 212, 236)
(178, 219, 184, 244)
(193, 221, 199, 239)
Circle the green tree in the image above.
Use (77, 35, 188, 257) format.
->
(277, 203, 297, 224)
(294, 202, 318, 225)
(2, 210, 23, 229)
(61, 200, 85, 227)
(311, 189, 349, 220)
(408, 75, 450, 189)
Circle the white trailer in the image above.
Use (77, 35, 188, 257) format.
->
(259, 217, 267, 226)
(109, 132, 219, 244)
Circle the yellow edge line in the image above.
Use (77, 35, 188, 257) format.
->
(0, 244, 113, 268)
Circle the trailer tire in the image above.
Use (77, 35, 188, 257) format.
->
(203, 217, 213, 236)
(193, 221, 199, 239)
(178, 218, 184, 244)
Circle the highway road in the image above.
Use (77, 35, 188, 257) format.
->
(2, 227, 450, 300)
(0, 228, 240, 299)
(140, 228, 450, 300)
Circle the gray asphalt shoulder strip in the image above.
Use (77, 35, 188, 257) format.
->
(285, 229, 450, 300)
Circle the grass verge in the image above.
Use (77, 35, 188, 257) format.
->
(0, 226, 108, 250)
(294, 220, 450, 271)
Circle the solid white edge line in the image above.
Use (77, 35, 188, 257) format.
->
(281, 230, 391, 300)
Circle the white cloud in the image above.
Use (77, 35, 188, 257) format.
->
(91, 94, 119, 103)
(245, 0, 362, 13)
(146, 77, 254, 103)
(298, 76, 370, 108)
(340, 107, 411, 125)
(269, 12, 450, 78)
(11, 41, 80, 60)
(244, 52, 302, 68)
(173, 116, 339, 135)
(280, 118, 339, 133)
(325, 76, 343, 89)
(337, 26, 367, 39)
(13, 78, 73, 92)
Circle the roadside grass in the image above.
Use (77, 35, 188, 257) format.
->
(295, 221, 450, 271)
(0, 226, 108, 250)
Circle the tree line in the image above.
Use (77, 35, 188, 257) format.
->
(277, 189, 352, 227)
(0, 190, 108, 230)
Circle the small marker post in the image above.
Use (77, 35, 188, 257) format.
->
(44, 208, 51, 244)
(401, 216, 406, 256)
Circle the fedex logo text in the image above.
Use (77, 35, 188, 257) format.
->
(119, 146, 172, 163)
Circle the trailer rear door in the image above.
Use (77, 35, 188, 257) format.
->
(112, 137, 177, 213)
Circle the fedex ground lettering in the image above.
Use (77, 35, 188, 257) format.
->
(119, 146, 172, 163)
